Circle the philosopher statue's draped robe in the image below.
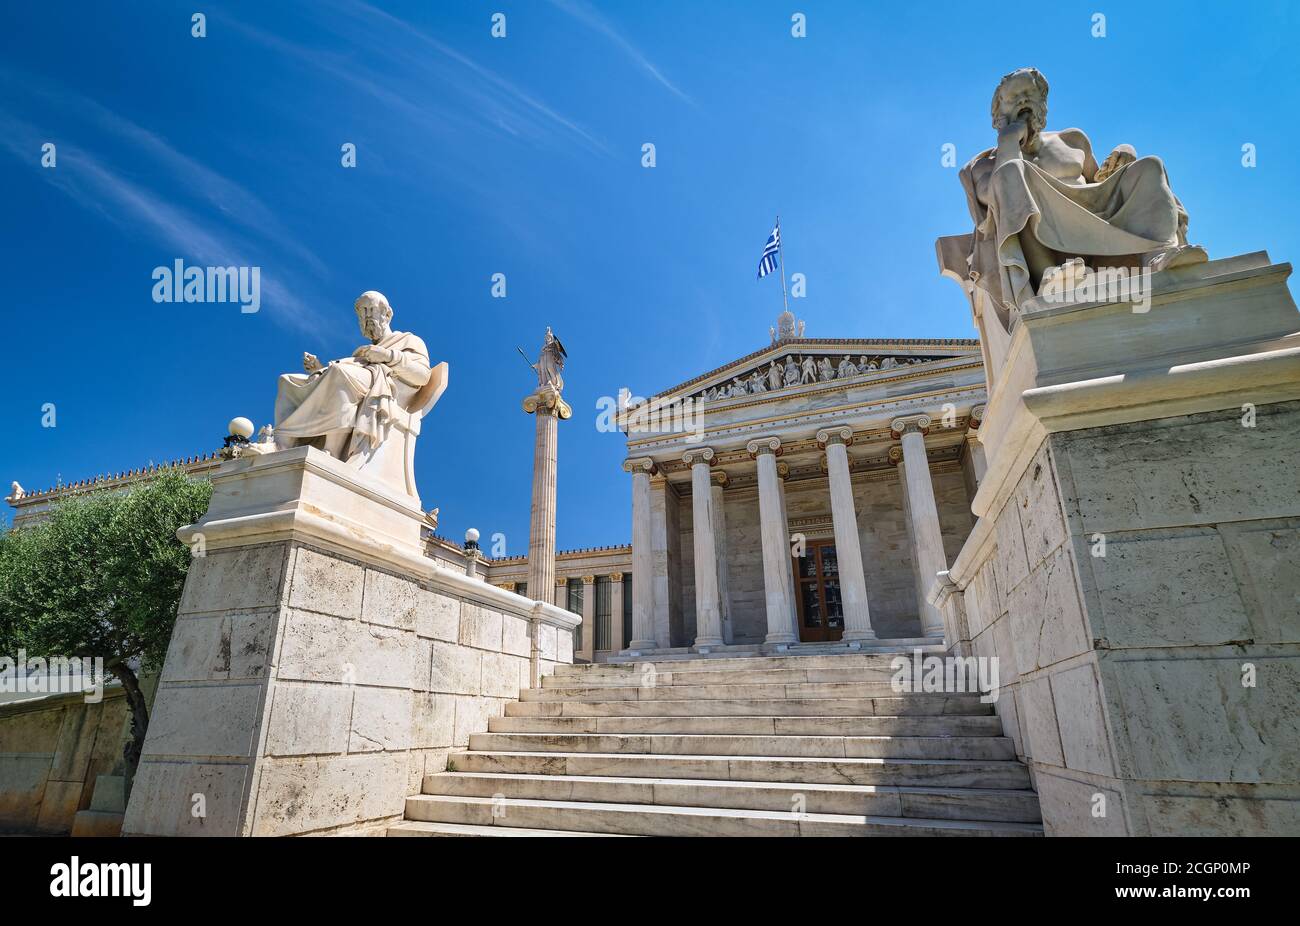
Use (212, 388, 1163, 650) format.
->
(958, 129, 1189, 317)
(274, 330, 432, 461)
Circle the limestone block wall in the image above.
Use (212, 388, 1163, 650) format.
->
(0, 687, 129, 833)
(124, 540, 575, 837)
(962, 401, 1300, 835)
(678, 468, 976, 643)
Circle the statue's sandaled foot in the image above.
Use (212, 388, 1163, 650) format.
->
(1144, 244, 1208, 273)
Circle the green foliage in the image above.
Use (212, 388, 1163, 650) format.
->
(0, 468, 212, 670)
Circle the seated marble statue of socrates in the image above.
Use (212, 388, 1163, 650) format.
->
(272, 290, 448, 499)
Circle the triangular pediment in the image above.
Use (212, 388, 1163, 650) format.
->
(651, 337, 980, 404)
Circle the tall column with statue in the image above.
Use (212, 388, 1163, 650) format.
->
(521, 328, 572, 604)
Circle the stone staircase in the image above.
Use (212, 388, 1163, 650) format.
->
(389, 650, 1043, 837)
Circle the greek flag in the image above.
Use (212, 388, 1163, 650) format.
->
(756, 221, 780, 279)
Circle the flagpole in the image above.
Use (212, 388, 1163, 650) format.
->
(776, 214, 790, 312)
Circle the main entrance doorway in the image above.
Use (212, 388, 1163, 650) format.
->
(792, 540, 844, 642)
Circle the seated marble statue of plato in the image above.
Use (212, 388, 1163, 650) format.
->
(272, 290, 446, 499)
(955, 67, 1205, 317)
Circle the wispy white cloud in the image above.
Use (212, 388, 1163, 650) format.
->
(0, 108, 321, 330)
(547, 0, 692, 104)
(241, 0, 610, 159)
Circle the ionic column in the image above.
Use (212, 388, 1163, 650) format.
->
(816, 427, 876, 642)
(709, 472, 732, 644)
(554, 577, 567, 608)
(622, 458, 658, 652)
(609, 572, 625, 653)
(684, 448, 724, 649)
(891, 414, 947, 639)
(580, 575, 596, 662)
(747, 437, 798, 646)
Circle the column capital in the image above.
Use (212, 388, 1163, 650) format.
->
(609, 572, 624, 583)
(887, 446, 904, 466)
(622, 456, 658, 476)
(555, 576, 568, 587)
(522, 385, 573, 419)
(745, 436, 782, 458)
(682, 447, 716, 466)
(815, 425, 854, 448)
(775, 461, 790, 479)
(890, 413, 932, 438)
(968, 404, 986, 429)
(710, 471, 730, 489)
(581, 574, 595, 585)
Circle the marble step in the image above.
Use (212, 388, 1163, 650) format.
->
(506, 695, 994, 718)
(452, 750, 1033, 788)
(599, 639, 942, 664)
(542, 666, 909, 688)
(423, 771, 1042, 823)
(404, 794, 1043, 837)
(522, 681, 969, 702)
(488, 714, 1005, 737)
(388, 820, 639, 837)
(467, 731, 1017, 761)
(557, 651, 939, 677)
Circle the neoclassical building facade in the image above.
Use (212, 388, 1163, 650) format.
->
(613, 311, 988, 657)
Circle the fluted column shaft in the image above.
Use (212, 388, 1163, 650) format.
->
(709, 473, 732, 644)
(685, 449, 723, 649)
(893, 415, 947, 638)
(749, 439, 798, 645)
(624, 459, 658, 651)
(818, 428, 876, 642)
(525, 407, 558, 602)
(580, 575, 596, 662)
(609, 573, 625, 653)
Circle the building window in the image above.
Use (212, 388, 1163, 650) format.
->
(622, 574, 633, 647)
(566, 578, 584, 650)
(594, 575, 612, 651)
(516, 581, 527, 599)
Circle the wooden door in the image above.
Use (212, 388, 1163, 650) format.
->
(792, 540, 845, 642)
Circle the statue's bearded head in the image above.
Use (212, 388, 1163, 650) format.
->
(354, 291, 394, 342)
(991, 67, 1049, 135)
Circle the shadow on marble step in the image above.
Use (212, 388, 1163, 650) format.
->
(521, 681, 984, 702)
(505, 695, 996, 718)
(388, 820, 641, 837)
(487, 714, 1005, 737)
(467, 731, 1018, 761)
(452, 750, 1034, 788)
(421, 771, 1042, 823)
(403, 794, 1044, 837)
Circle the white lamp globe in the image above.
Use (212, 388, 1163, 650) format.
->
(228, 417, 255, 439)
(465, 528, 481, 544)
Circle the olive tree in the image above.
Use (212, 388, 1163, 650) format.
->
(0, 468, 211, 796)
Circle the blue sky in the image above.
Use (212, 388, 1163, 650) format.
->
(3, 0, 1298, 552)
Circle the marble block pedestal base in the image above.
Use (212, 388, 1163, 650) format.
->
(941, 253, 1300, 836)
(122, 447, 579, 836)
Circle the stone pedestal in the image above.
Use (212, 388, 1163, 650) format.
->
(941, 253, 1300, 836)
(122, 447, 579, 836)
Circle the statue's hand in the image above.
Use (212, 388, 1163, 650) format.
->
(997, 118, 1029, 148)
(353, 345, 393, 364)
(303, 351, 322, 373)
